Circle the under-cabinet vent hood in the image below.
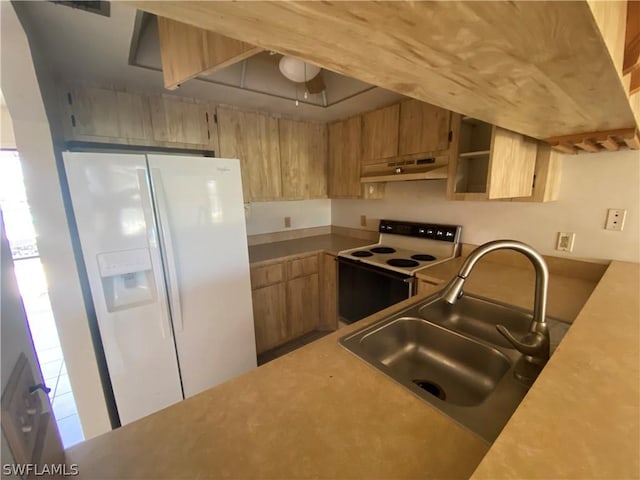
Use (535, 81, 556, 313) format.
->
(361, 155, 449, 183)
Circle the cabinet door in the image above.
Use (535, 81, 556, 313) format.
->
(286, 273, 320, 338)
(487, 127, 537, 199)
(399, 100, 451, 155)
(328, 116, 362, 198)
(279, 119, 327, 199)
(149, 95, 217, 149)
(417, 280, 442, 296)
(319, 253, 338, 331)
(218, 107, 282, 202)
(252, 283, 288, 354)
(361, 104, 399, 165)
(64, 88, 154, 144)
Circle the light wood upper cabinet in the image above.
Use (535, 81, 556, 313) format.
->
(217, 107, 282, 202)
(448, 115, 554, 201)
(399, 100, 451, 155)
(328, 116, 363, 198)
(279, 118, 327, 200)
(361, 104, 400, 165)
(487, 127, 537, 199)
(63, 88, 153, 143)
(149, 95, 218, 149)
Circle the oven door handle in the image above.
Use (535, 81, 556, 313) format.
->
(338, 257, 414, 282)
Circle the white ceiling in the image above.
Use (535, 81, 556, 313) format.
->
(16, 2, 404, 122)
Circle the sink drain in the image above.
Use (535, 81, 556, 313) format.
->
(412, 379, 446, 400)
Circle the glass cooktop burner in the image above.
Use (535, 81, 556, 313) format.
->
(351, 250, 374, 257)
(370, 246, 396, 254)
(411, 254, 436, 261)
(387, 258, 420, 268)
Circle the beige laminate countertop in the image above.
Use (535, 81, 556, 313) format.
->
(66, 259, 640, 479)
(416, 256, 602, 322)
(66, 297, 489, 479)
(248, 234, 372, 264)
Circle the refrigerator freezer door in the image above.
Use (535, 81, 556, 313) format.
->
(147, 155, 257, 397)
(63, 152, 183, 425)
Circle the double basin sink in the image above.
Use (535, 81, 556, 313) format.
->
(340, 293, 569, 443)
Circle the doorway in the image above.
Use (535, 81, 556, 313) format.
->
(0, 150, 84, 447)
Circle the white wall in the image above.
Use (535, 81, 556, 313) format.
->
(245, 199, 331, 235)
(1, 2, 111, 438)
(332, 149, 640, 263)
(1, 105, 16, 149)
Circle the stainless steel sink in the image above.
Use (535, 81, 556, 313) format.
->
(340, 292, 570, 443)
(358, 317, 510, 407)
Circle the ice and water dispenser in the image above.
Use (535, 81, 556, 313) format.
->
(97, 248, 157, 312)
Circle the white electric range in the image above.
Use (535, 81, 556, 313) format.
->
(337, 219, 462, 323)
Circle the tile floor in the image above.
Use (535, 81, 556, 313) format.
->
(13, 258, 85, 448)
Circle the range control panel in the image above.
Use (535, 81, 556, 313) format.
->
(378, 220, 461, 243)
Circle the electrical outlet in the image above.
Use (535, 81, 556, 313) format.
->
(360, 215, 367, 227)
(284, 216, 291, 228)
(556, 232, 575, 252)
(605, 209, 626, 231)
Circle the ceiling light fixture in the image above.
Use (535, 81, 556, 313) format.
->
(278, 56, 321, 83)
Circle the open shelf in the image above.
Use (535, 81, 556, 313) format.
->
(459, 150, 490, 159)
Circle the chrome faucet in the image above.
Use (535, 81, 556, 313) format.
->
(441, 240, 550, 382)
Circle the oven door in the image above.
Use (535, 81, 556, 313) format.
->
(338, 257, 415, 324)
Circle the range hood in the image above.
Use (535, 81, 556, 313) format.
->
(360, 155, 449, 183)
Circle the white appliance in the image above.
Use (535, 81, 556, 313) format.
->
(63, 152, 257, 425)
(337, 220, 461, 323)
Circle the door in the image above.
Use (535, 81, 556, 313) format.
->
(1, 212, 65, 471)
(62, 152, 183, 425)
(146, 155, 257, 398)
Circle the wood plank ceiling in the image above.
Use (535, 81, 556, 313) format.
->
(129, 1, 636, 140)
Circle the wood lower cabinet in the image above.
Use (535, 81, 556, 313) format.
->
(252, 283, 288, 353)
(286, 274, 320, 338)
(250, 253, 323, 354)
(319, 253, 338, 331)
(417, 279, 442, 296)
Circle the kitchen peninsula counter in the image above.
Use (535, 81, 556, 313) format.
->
(66, 261, 640, 479)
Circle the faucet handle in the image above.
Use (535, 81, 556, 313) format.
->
(496, 325, 550, 363)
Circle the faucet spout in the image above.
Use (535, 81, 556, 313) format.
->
(440, 240, 551, 378)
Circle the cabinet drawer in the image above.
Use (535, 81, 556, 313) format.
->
(250, 263, 285, 289)
(287, 255, 319, 279)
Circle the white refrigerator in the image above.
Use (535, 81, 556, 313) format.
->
(63, 152, 257, 425)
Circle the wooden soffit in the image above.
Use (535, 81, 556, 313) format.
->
(157, 16, 262, 90)
(129, 1, 636, 139)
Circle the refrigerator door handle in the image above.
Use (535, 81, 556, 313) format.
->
(137, 169, 173, 339)
(150, 168, 184, 332)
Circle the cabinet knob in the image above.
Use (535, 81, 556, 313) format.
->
(395, 167, 403, 174)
